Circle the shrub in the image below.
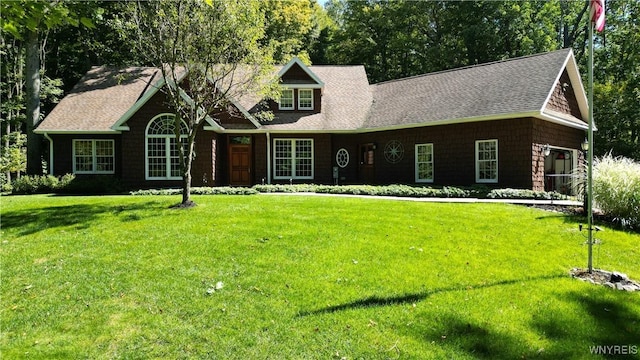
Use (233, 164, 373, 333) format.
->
(593, 154, 640, 228)
(11, 174, 75, 194)
(131, 187, 258, 196)
(487, 188, 568, 200)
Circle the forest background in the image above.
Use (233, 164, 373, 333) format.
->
(1, 0, 638, 182)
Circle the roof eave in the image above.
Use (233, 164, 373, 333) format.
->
(34, 129, 122, 135)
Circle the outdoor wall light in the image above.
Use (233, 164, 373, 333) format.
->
(581, 138, 589, 151)
(543, 144, 551, 157)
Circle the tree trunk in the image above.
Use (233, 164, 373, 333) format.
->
(25, 30, 42, 175)
(175, 130, 196, 208)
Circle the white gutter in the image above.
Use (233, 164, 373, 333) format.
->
(266, 132, 271, 184)
(43, 133, 54, 175)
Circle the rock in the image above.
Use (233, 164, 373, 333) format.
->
(615, 283, 625, 290)
(604, 282, 615, 289)
(622, 285, 637, 292)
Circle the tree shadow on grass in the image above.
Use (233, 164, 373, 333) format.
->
(1, 200, 168, 237)
(532, 291, 640, 358)
(298, 274, 565, 317)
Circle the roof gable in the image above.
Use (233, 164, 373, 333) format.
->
(278, 57, 324, 88)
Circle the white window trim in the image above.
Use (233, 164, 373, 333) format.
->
(278, 89, 294, 110)
(145, 113, 188, 180)
(475, 139, 498, 183)
(297, 89, 313, 110)
(273, 138, 314, 180)
(415, 143, 434, 183)
(72, 139, 115, 174)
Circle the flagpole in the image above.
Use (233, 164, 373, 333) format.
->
(587, 19, 595, 274)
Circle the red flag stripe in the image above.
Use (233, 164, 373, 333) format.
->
(590, 0, 605, 32)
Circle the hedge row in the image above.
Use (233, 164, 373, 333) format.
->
(8, 174, 124, 195)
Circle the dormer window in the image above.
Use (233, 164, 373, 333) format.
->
(298, 89, 313, 110)
(279, 89, 294, 110)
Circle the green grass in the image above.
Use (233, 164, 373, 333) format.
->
(1, 194, 638, 359)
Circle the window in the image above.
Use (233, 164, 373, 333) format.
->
(279, 89, 294, 110)
(146, 114, 188, 180)
(476, 139, 498, 183)
(274, 139, 313, 179)
(415, 143, 434, 183)
(73, 139, 115, 174)
(298, 89, 313, 110)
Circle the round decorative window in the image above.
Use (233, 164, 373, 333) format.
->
(336, 148, 349, 168)
(384, 140, 404, 163)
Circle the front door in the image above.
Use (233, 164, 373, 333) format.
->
(358, 143, 376, 183)
(229, 136, 252, 186)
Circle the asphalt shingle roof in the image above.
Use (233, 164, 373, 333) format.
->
(259, 65, 372, 131)
(36, 49, 583, 134)
(36, 66, 159, 132)
(365, 48, 574, 129)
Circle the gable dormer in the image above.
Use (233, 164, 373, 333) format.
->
(276, 57, 324, 113)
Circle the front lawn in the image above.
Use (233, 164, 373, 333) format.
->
(1, 195, 638, 359)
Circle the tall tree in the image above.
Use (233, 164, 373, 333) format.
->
(133, 0, 277, 207)
(593, 0, 640, 159)
(0, 1, 95, 175)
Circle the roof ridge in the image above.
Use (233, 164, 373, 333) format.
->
(373, 48, 571, 86)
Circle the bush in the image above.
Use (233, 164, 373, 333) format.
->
(593, 154, 640, 228)
(252, 184, 473, 198)
(131, 187, 258, 196)
(487, 188, 569, 200)
(11, 174, 75, 194)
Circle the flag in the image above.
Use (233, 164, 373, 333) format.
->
(590, 0, 605, 32)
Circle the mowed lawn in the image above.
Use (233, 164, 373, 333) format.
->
(1, 194, 638, 359)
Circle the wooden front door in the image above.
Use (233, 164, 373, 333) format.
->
(229, 141, 252, 186)
(358, 143, 376, 183)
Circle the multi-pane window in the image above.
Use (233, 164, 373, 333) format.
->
(298, 89, 313, 110)
(279, 89, 294, 110)
(73, 139, 115, 174)
(415, 143, 434, 183)
(146, 114, 188, 180)
(476, 139, 498, 183)
(274, 139, 313, 179)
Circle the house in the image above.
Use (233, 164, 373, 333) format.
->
(35, 49, 589, 193)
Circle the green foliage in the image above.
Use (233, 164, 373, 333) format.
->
(253, 184, 474, 198)
(593, 154, 640, 228)
(593, 0, 640, 160)
(131, 187, 258, 196)
(487, 188, 569, 200)
(10, 174, 73, 194)
(1, 195, 638, 358)
(0, 132, 26, 175)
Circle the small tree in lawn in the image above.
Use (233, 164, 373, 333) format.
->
(133, 0, 276, 207)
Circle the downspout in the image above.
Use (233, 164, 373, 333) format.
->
(266, 132, 271, 184)
(43, 133, 54, 175)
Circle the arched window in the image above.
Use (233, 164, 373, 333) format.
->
(146, 114, 188, 180)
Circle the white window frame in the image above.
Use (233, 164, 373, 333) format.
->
(72, 139, 115, 174)
(415, 143, 434, 183)
(475, 139, 498, 183)
(297, 89, 313, 110)
(145, 113, 188, 180)
(273, 138, 314, 180)
(279, 89, 294, 110)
